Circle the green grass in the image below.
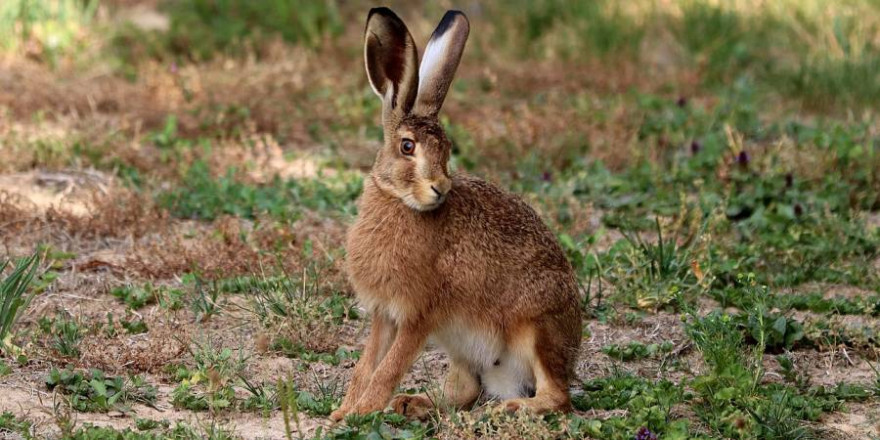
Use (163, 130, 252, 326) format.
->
(0, 411, 32, 438)
(569, 372, 690, 439)
(112, 283, 186, 311)
(164, 0, 343, 60)
(39, 315, 84, 359)
(0, 253, 39, 354)
(601, 340, 675, 362)
(61, 420, 238, 440)
(240, 377, 339, 417)
(157, 160, 361, 221)
(46, 367, 157, 413)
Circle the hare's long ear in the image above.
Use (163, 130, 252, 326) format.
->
(365, 8, 419, 123)
(413, 11, 469, 118)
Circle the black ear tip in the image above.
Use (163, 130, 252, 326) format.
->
(446, 10, 467, 17)
(368, 7, 398, 20)
(444, 10, 469, 23)
(433, 10, 469, 37)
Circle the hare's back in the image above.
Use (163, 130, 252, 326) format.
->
(446, 174, 568, 263)
(441, 174, 577, 306)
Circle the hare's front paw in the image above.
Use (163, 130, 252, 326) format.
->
(349, 398, 387, 416)
(329, 407, 349, 422)
(390, 394, 433, 419)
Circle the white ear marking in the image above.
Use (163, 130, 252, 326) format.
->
(414, 11, 469, 117)
(418, 29, 453, 94)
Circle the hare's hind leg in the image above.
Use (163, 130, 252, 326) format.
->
(391, 360, 481, 419)
(500, 324, 573, 413)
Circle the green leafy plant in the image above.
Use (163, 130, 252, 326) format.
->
(0, 253, 40, 353)
(111, 284, 156, 309)
(570, 371, 690, 439)
(600, 217, 710, 310)
(39, 315, 84, 358)
(240, 375, 338, 417)
(157, 161, 361, 221)
(63, 420, 238, 440)
(601, 341, 675, 362)
(171, 381, 235, 412)
(0, 411, 32, 438)
(191, 275, 224, 322)
(45, 367, 157, 413)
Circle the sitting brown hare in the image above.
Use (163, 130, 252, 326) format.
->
(330, 7, 582, 421)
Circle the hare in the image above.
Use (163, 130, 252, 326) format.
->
(329, 8, 582, 421)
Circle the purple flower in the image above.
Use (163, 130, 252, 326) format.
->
(794, 203, 803, 217)
(676, 96, 688, 108)
(541, 171, 553, 182)
(737, 150, 750, 167)
(690, 140, 702, 155)
(170, 62, 178, 74)
(635, 427, 658, 440)
(785, 172, 793, 188)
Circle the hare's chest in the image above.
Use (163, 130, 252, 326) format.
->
(345, 217, 434, 320)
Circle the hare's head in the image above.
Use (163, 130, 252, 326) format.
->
(364, 8, 469, 211)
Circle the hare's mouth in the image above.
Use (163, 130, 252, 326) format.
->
(402, 193, 445, 212)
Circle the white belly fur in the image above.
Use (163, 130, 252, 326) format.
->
(430, 322, 535, 399)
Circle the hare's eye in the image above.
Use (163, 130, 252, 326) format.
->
(400, 139, 416, 156)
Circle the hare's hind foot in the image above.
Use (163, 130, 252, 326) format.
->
(501, 390, 570, 414)
(391, 360, 481, 419)
(498, 323, 574, 414)
(498, 363, 570, 414)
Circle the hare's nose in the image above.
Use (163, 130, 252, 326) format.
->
(431, 186, 442, 197)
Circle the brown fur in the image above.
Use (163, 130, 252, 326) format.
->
(330, 8, 581, 421)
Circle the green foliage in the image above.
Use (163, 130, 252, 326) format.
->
(46, 367, 157, 413)
(190, 275, 224, 322)
(570, 372, 690, 439)
(65, 421, 238, 440)
(157, 161, 361, 221)
(135, 418, 170, 431)
(240, 264, 360, 363)
(0, 253, 39, 352)
(321, 412, 432, 440)
(171, 381, 235, 412)
(736, 311, 804, 352)
(111, 285, 155, 309)
(683, 304, 856, 439)
(191, 341, 248, 381)
(598, 217, 709, 310)
(778, 291, 880, 316)
(240, 377, 339, 417)
(170, 341, 248, 412)
(39, 315, 84, 358)
(121, 318, 149, 335)
(164, 0, 343, 60)
(0, 411, 32, 438)
(601, 341, 675, 362)
(270, 338, 358, 367)
(111, 283, 183, 311)
(489, 0, 644, 59)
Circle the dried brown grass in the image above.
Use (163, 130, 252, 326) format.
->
(79, 321, 190, 374)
